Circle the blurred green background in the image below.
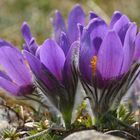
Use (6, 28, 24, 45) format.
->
(0, 0, 140, 48)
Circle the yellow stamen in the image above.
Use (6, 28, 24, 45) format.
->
(91, 56, 97, 75)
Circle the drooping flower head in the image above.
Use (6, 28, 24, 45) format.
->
(0, 39, 33, 96)
(79, 11, 140, 116)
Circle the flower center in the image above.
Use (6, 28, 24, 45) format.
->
(91, 56, 97, 75)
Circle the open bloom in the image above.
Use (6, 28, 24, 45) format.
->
(80, 11, 139, 85)
(79, 11, 140, 116)
(0, 39, 33, 96)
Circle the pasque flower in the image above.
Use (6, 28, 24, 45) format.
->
(0, 39, 33, 96)
(21, 5, 85, 127)
(21, 4, 85, 57)
(24, 39, 79, 128)
(79, 11, 140, 116)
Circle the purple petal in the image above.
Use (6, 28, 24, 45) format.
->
(0, 71, 12, 81)
(133, 30, 140, 61)
(21, 22, 38, 54)
(28, 37, 38, 54)
(79, 28, 94, 82)
(23, 50, 51, 88)
(40, 39, 65, 81)
(35, 46, 41, 59)
(52, 10, 66, 44)
(23, 43, 29, 51)
(89, 11, 99, 20)
(110, 11, 122, 29)
(59, 32, 70, 56)
(0, 77, 20, 96)
(68, 4, 85, 44)
(97, 30, 123, 80)
(113, 15, 130, 44)
(0, 47, 32, 86)
(121, 23, 137, 74)
(0, 39, 14, 48)
(63, 41, 79, 80)
(77, 23, 84, 36)
(87, 18, 108, 55)
(21, 22, 32, 45)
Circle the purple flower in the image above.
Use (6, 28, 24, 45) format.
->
(20, 5, 83, 125)
(79, 11, 140, 116)
(80, 11, 138, 86)
(21, 5, 84, 121)
(24, 39, 79, 127)
(52, 4, 85, 56)
(24, 38, 78, 87)
(0, 40, 33, 96)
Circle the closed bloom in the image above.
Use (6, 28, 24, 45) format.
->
(0, 40, 33, 96)
(21, 4, 85, 127)
(21, 4, 85, 59)
(24, 39, 79, 128)
(79, 11, 140, 116)
(21, 22, 38, 55)
(52, 4, 85, 56)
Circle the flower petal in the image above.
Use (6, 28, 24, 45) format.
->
(0, 70, 12, 81)
(63, 41, 79, 79)
(59, 32, 70, 56)
(110, 11, 122, 29)
(113, 15, 130, 44)
(97, 30, 123, 80)
(121, 23, 137, 74)
(23, 43, 29, 51)
(0, 47, 32, 86)
(79, 28, 94, 82)
(89, 11, 99, 20)
(35, 46, 41, 59)
(21, 22, 38, 54)
(77, 23, 84, 36)
(40, 39, 65, 81)
(0, 77, 20, 96)
(133, 30, 140, 61)
(21, 22, 32, 45)
(87, 18, 108, 55)
(28, 37, 38, 54)
(23, 50, 51, 88)
(0, 39, 14, 48)
(63, 41, 79, 94)
(68, 4, 85, 44)
(52, 10, 66, 44)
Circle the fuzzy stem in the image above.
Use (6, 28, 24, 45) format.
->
(62, 107, 73, 129)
